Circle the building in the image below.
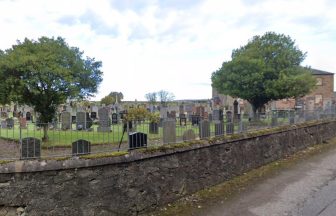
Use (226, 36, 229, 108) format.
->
(213, 68, 335, 113)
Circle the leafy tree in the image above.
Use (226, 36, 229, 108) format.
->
(100, 91, 123, 105)
(157, 90, 175, 107)
(101, 95, 114, 106)
(145, 92, 157, 105)
(0, 37, 103, 141)
(211, 32, 316, 116)
(108, 91, 123, 103)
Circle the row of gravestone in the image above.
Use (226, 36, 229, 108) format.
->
(60, 109, 122, 131)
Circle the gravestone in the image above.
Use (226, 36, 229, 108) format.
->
(183, 129, 196, 141)
(71, 116, 76, 124)
(289, 111, 295, 124)
(20, 118, 27, 128)
(239, 121, 247, 133)
(21, 137, 41, 159)
(179, 114, 187, 126)
(61, 111, 72, 130)
(214, 121, 224, 136)
(168, 111, 176, 119)
(72, 139, 91, 156)
(271, 112, 278, 127)
(1, 120, 7, 128)
(90, 112, 97, 119)
(76, 112, 86, 130)
(111, 113, 118, 124)
(179, 105, 184, 114)
(160, 107, 168, 119)
(208, 113, 213, 122)
(162, 120, 176, 144)
(226, 111, 233, 123)
(86, 113, 93, 129)
(233, 100, 239, 120)
(226, 122, 234, 135)
(213, 109, 223, 121)
(6, 118, 14, 129)
(98, 108, 111, 132)
(149, 122, 159, 134)
(129, 132, 147, 149)
(199, 120, 211, 139)
(191, 115, 200, 126)
(26, 112, 31, 121)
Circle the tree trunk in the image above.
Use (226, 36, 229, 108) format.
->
(42, 124, 49, 142)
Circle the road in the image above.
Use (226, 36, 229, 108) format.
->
(187, 145, 336, 216)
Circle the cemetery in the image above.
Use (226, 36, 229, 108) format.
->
(0, 100, 334, 160)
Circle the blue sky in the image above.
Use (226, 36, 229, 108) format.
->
(0, 0, 335, 101)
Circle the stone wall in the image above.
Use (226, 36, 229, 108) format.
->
(1, 121, 336, 215)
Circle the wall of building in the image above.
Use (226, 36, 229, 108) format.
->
(1, 121, 336, 215)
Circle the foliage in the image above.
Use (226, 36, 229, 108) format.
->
(0, 36, 103, 140)
(101, 91, 123, 105)
(145, 92, 157, 105)
(123, 107, 149, 121)
(211, 32, 316, 114)
(101, 95, 114, 106)
(147, 112, 160, 123)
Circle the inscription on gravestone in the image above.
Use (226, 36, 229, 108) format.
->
(21, 137, 41, 159)
(72, 139, 91, 156)
(162, 120, 176, 144)
(199, 120, 211, 139)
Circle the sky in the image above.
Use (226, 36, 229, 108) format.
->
(0, 0, 336, 101)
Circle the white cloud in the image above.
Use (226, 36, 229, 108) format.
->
(0, 0, 335, 101)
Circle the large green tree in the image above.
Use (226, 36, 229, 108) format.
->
(0, 36, 103, 141)
(211, 32, 316, 115)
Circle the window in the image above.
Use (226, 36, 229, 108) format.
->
(316, 78, 322, 86)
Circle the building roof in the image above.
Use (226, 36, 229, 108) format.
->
(311, 68, 334, 75)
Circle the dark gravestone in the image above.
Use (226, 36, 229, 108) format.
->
(129, 132, 147, 149)
(226, 122, 234, 135)
(149, 122, 159, 134)
(111, 113, 118, 124)
(208, 113, 213, 122)
(191, 115, 200, 126)
(214, 121, 224, 136)
(21, 137, 41, 159)
(72, 139, 91, 156)
(233, 100, 239, 120)
(162, 120, 176, 144)
(183, 129, 196, 141)
(179, 114, 187, 126)
(90, 112, 97, 119)
(26, 112, 31, 121)
(6, 118, 14, 129)
(71, 116, 76, 124)
(199, 120, 211, 139)
(213, 110, 220, 121)
(76, 112, 86, 130)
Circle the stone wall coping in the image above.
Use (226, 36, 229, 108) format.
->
(0, 120, 333, 174)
